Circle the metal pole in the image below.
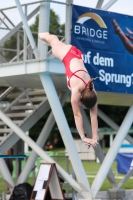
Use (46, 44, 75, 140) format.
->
(0, 6, 40, 46)
(96, 0, 104, 8)
(65, 156, 69, 198)
(101, 0, 118, 10)
(65, 0, 73, 44)
(81, 109, 117, 188)
(10, 44, 30, 62)
(110, 134, 113, 147)
(98, 108, 133, 146)
(118, 168, 133, 188)
(14, 0, 39, 59)
(38, 0, 50, 58)
(17, 31, 20, 61)
(40, 73, 92, 199)
(0, 156, 14, 188)
(23, 5, 27, 60)
(17, 91, 69, 184)
(91, 103, 133, 198)
(72, 168, 78, 200)
(0, 109, 82, 194)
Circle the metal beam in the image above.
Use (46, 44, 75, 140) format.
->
(0, 109, 82, 194)
(40, 73, 92, 200)
(0, 18, 9, 29)
(0, 155, 14, 188)
(101, 0, 118, 10)
(0, 16, 5, 26)
(1, 10, 15, 27)
(96, 0, 105, 8)
(0, 0, 68, 12)
(65, 0, 73, 44)
(0, 58, 64, 76)
(38, 0, 50, 58)
(98, 109, 133, 145)
(0, 99, 50, 154)
(17, 91, 69, 184)
(118, 168, 133, 188)
(15, 0, 39, 59)
(91, 103, 133, 198)
(0, 6, 40, 46)
(10, 44, 30, 62)
(0, 51, 7, 63)
(23, 5, 27, 60)
(81, 108, 117, 188)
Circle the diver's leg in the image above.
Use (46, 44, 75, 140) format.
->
(112, 19, 133, 55)
(38, 32, 59, 46)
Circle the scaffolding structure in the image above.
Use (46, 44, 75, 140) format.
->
(0, 0, 133, 199)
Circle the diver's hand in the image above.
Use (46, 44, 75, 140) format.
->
(82, 137, 98, 148)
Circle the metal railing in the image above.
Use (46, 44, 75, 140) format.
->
(0, 0, 68, 65)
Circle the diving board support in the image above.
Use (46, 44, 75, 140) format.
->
(38, 1, 91, 198)
(65, 0, 73, 44)
(0, 109, 84, 195)
(101, 0, 118, 10)
(14, 1, 92, 199)
(81, 108, 118, 188)
(38, 0, 50, 58)
(15, 0, 39, 59)
(17, 91, 69, 184)
(40, 73, 92, 200)
(91, 103, 133, 198)
(98, 108, 133, 146)
(118, 168, 133, 188)
(0, 154, 14, 188)
(96, 0, 104, 8)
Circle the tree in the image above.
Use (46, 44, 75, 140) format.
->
(30, 9, 65, 44)
(98, 105, 128, 127)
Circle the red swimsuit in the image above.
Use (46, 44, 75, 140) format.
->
(62, 46, 90, 90)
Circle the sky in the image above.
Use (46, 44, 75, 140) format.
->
(1, 0, 133, 29)
(1, 0, 133, 15)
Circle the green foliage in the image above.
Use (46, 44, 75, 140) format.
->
(49, 10, 65, 35)
(29, 110, 51, 142)
(62, 102, 75, 127)
(98, 105, 128, 127)
(30, 9, 65, 44)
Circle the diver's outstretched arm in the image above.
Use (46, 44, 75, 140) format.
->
(112, 19, 133, 55)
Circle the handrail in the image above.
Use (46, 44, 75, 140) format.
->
(0, 87, 14, 101)
(0, 0, 69, 11)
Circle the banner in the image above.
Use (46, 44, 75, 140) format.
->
(71, 5, 133, 94)
(117, 153, 133, 174)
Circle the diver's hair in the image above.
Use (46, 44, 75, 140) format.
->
(80, 77, 98, 109)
